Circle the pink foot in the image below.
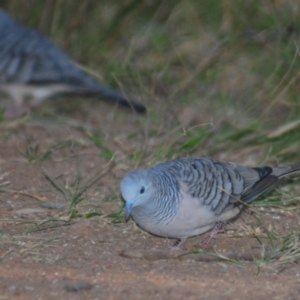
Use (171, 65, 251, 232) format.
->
(200, 221, 224, 249)
(171, 238, 187, 250)
(4, 104, 31, 119)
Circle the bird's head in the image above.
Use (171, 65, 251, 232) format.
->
(120, 169, 153, 220)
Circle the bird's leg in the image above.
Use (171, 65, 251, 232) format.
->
(171, 238, 187, 250)
(200, 221, 224, 249)
(4, 103, 32, 119)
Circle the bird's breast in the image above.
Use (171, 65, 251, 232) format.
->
(131, 191, 240, 239)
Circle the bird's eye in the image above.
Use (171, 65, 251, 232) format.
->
(140, 186, 145, 194)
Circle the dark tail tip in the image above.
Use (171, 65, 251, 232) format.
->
(94, 86, 147, 114)
(122, 100, 147, 114)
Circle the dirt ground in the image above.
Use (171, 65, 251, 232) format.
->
(1, 100, 300, 300)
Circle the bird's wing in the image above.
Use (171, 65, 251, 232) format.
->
(173, 158, 266, 215)
(0, 11, 95, 87)
(0, 11, 146, 113)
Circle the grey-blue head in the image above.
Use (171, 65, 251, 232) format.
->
(120, 169, 154, 220)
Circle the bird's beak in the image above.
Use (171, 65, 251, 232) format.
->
(125, 201, 134, 220)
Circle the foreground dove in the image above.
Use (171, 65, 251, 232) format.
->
(0, 10, 146, 118)
(121, 158, 300, 248)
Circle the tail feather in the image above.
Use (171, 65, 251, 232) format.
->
(241, 162, 300, 203)
(271, 163, 300, 177)
(242, 175, 278, 202)
(89, 86, 146, 113)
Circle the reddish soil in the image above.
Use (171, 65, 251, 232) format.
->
(0, 100, 300, 300)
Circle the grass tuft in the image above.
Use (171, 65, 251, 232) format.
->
(42, 159, 114, 221)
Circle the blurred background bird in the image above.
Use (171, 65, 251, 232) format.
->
(0, 10, 146, 118)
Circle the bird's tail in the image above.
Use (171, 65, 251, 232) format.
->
(241, 162, 300, 203)
(271, 163, 300, 178)
(93, 86, 146, 113)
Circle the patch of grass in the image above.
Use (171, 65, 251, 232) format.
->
(42, 159, 114, 222)
(250, 186, 300, 209)
(107, 202, 126, 224)
(0, 234, 62, 260)
(221, 123, 260, 142)
(89, 134, 114, 160)
(19, 138, 52, 163)
(19, 137, 73, 164)
(254, 231, 300, 273)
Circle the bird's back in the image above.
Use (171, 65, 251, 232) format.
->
(0, 10, 99, 89)
(0, 10, 146, 113)
(149, 158, 278, 215)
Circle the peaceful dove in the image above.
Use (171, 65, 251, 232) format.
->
(121, 157, 300, 248)
(0, 10, 146, 118)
